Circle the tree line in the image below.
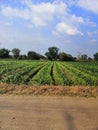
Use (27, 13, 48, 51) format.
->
(0, 47, 98, 61)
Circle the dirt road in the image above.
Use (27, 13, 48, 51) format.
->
(0, 96, 98, 130)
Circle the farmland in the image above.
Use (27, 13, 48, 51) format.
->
(0, 59, 98, 86)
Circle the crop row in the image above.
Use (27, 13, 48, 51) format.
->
(60, 62, 98, 86)
(0, 60, 98, 86)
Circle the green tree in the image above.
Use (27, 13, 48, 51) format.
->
(59, 52, 74, 61)
(94, 53, 98, 61)
(12, 48, 20, 58)
(45, 46, 59, 60)
(88, 57, 92, 61)
(18, 55, 27, 60)
(81, 54, 88, 61)
(77, 52, 82, 60)
(27, 51, 40, 60)
(0, 48, 10, 58)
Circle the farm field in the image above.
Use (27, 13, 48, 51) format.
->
(0, 59, 98, 86)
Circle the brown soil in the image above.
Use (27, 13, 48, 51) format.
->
(0, 96, 98, 130)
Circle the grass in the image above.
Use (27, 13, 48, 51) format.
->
(0, 84, 97, 97)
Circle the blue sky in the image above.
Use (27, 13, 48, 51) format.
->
(0, 0, 98, 57)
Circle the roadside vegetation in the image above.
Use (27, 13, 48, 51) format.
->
(0, 84, 97, 97)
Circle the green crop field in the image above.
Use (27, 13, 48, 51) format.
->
(0, 59, 98, 86)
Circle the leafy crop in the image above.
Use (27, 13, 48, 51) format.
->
(0, 60, 98, 86)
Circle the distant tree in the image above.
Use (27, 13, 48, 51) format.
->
(59, 52, 74, 61)
(39, 55, 46, 60)
(94, 53, 98, 61)
(0, 48, 10, 58)
(77, 52, 82, 60)
(73, 57, 77, 61)
(88, 57, 92, 61)
(45, 46, 59, 60)
(18, 55, 27, 60)
(59, 52, 67, 61)
(12, 48, 20, 58)
(27, 51, 40, 60)
(81, 54, 88, 61)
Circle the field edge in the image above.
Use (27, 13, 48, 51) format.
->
(0, 84, 98, 97)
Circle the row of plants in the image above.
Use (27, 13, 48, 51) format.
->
(0, 60, 98, 86)
(68, 62, 98, 77)
(0, 60, 46, 84)
(53, 62, 74, 85)
(61, 62, 98, 86)
(30, 62, 53, 85)
(0, 61, 26, 80)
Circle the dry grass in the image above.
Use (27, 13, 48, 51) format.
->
(0, 83, 98, 97)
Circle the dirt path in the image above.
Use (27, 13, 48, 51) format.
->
(0, 96, 98, 130)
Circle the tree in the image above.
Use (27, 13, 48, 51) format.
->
(39, 54, 46, 60)
(94, 53, 98, 61)
(45, 46, 59, 60)
(59, 52, 74, 61)
(12, 48, 20, 58)
(27, 51, 40, 60)
(77, 52, 82, 60)
(0, 48, 10, 58)
(18, 55, 27, 60)
(88, 57, 92, 61)
(81, 54, 88, 61)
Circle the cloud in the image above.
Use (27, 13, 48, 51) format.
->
(87, 30, 98, 36)
(55, 22, 82, 36)
(1, 0, 96, 37)
(70, 14, 85, 24)
(1, 6, 31, 19)
(77, 0, 98, 14)
(53, 13, 84, 36)
(85, 18, 96, 27)
(91, 39, 97, 43)
(1, 0, 67, 27)
(67, 0, 77, 6)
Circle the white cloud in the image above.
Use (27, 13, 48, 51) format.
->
(87, 30, 98, 36)
(91, 39, 97, 43)
(85, 18, 96, 27)
(1, 0, 96, 36)
(4, 22, 12, 26)
(2, 6, 30, 19)
(55, 22, 82, 36)
(1, 1, 67, 27)
(77, 0, 98, 14)
(70, 14, 85, 24)
(67, 0, 77, 6)
(53, 12, 84, 36)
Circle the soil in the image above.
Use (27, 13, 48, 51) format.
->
(0, 96, 98, 130)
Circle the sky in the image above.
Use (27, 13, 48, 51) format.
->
(0, 0, 98, 57)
